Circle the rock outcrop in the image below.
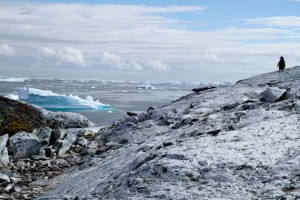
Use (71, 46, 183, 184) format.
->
(37, 66, 300, 200)
(0, 96, 94, 136)
(0, 96, 45, 136)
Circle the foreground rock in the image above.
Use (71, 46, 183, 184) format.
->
(36, 66, 300, 200)
(0, 96, 45, 135)
(260, 87, 287, 102)
(0, 96, 94, 136)
(0, 126, 101, 199)
(0, 97, 99, 199)
(0, 134, 9, 166)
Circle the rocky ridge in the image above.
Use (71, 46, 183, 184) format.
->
(37, 66, 300, 199)
(2, 66, 300, 199)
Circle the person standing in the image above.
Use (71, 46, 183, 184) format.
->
(277, 56, 285, 72)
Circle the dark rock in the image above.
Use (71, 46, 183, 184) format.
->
(127, 111, 146, 117)
(147, 107, 156, 112)
(50, 128, 66, 144)
(44, 146, 56, 157)
(0, 96, 45, 136)
(222, 102, 240, 110)
(9, 132, 42, 160)
(192, 86, 216, 93)
(0, 134, 9, 166)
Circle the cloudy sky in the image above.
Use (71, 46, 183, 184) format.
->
(1, 0, 300, 82)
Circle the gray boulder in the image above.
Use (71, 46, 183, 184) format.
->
(44, 111, 94, 129)
(37, 127, 52, 147)
(261, 87, 286, 102)
(9, 132, 42, 160)
(54, 132, 76, 155)
(0, 134, 9, 166)
(76, 137, 88, 146)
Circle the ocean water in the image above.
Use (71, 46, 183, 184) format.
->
(0, 79, 198, 126)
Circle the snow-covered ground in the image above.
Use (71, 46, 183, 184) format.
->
(38, 66, 300, 199)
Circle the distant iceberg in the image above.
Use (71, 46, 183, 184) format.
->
(15, 87, 110, 111)
(137, 82, 156, 90)
(0, 77, 27, 82)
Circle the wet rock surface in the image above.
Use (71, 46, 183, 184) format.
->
(3, 66, 300, 199)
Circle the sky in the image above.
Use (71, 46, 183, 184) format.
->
(1, 0, 300, 82)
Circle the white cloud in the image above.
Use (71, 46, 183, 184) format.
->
(1, 2, 300, 81)
(0, 44, 15, 56)
(101, 52, 168, 71)
(41, 47, 86, 67)
(144, 59, 169, 71)
(244, 16, 300, 27)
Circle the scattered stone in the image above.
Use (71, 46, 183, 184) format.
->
(49, 164, 61, 171)
(0, 134, 9, 166)
(4, 184, 14, 192)
(14, 186, 21, 193)
(53, 132, 76, 155)
(9, 132, 42, 160)
(87, 141, 98, 149)
(261, 87, 287, 102)
(76, 137, 88, 146)
(83, 131, 95, 139)
(0, 173, 10, 186)
(10, 177, 21, 184)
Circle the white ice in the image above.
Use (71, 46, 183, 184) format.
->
(8, 87, 110, 110)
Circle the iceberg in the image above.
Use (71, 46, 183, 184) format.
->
(16, 87, 110, 111)
(137, 82, 156, 90)
(0, 77, 27, 82)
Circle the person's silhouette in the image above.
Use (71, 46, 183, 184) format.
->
(277, 56, 285, 72)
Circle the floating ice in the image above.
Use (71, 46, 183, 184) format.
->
(0, 77, 27, 82)
(16, 87, 110, 111)
(137, 82, 156, 89)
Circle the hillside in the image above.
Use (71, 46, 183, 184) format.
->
(38, 66, 300, 199)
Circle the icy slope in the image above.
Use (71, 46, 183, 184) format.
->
(39, 66, 300, 200)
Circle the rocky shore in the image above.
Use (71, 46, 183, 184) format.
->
(0, 97, 99, 199)
(1, 66, 300, 199)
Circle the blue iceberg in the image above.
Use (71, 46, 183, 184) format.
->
(17, 87, 110, 111)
